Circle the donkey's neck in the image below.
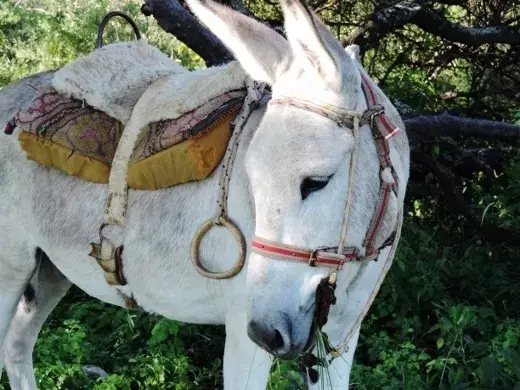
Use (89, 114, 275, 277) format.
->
(118, 100, 266, 322)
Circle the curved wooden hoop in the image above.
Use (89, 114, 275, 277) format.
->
(191, 216, 246, 280)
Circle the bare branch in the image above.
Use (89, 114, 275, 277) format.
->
(141, 0, 234, 66)
(344, 0, 520, 54)
(411, 8, 520, 46)
(343, 1, 422, 52)
(404, 114, 520, 144)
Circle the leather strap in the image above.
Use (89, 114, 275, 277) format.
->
(360, 74, 400, 257)
(251, 236, 361, 269)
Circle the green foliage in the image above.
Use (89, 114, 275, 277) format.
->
(1, 0, 520, 389)
(349, 188, 520, 388)
(0, 0, 203, 88)
(477, 160, 520, 231)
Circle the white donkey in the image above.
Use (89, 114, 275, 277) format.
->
(0, 0, 409, 388)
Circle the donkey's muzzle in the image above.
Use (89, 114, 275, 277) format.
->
(247, 314, 308, 360)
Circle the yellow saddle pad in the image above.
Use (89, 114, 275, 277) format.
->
(11, 88, 245, 190)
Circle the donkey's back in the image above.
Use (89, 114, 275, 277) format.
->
(0, 71, 54, 119)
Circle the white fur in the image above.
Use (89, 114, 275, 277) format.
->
(3, 255, 71, 390)
(186, 0, 290, 84)
(0, 0, 410, 388)
(129, 60, 247, 126)
(53, 39, 185, 123)
(345, 44, 361, 61)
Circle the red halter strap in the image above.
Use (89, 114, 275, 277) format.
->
(251, 74, 400, 268)
(360, 74, 400, 257)
(251, 237, 358, 269)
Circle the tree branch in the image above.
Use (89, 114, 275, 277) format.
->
(343, 1, 423, 52)
(343, 0, 520, 54)
(436, 0, 466, 5)
(141, 0, 234, 66)
(404, 114, 520, 145)
(411, 149, 520, 246)
(411, 8, 520, 46)
(435, 140, 512, 179)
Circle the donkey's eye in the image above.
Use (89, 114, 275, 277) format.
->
(300, 176, 332, 201)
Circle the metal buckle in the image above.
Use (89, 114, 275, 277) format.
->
(370, 106, 385, 128)
(309, 249, 318, 267)
(309, 246, 337, 267)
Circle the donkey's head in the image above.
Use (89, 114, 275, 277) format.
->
(188, 0, 402, 359)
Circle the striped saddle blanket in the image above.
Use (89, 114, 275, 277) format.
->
(7, 86, 245, 190)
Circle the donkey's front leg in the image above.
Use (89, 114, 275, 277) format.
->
(4, 251, 71, 390)
(224, 312, 273, 389)
(306, 326, 360, 389)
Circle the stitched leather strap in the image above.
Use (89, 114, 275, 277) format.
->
(360, 74, 400, 256)
(251, 237, 362, 269)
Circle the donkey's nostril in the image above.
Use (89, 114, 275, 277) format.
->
(247, 321, 287, 355)
(248, 315, 310, 359)
(272, 329, 284, 350)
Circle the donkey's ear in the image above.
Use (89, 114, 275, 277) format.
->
(280, 0, 349, 87)
(186, 0, 290, 84)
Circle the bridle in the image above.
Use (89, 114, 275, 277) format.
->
(249, 73, 403, 377)
(251, 73, 401, 269)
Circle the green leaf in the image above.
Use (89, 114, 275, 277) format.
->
(470, 342, 489, 356)
(151, 321, 169, 344)
(418, 352, 431, 361)
(481, 356, 502, 383)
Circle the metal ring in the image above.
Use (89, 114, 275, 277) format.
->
(191, 215, 246, 279)
(96, 11, 142, 49)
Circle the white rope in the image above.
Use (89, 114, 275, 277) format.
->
(330, 211, 404, 358)
(336, 115, 361, 254)
(214, 79, 266, 222)
(191, 79, 266, 279)
(103, 115, 142, 225)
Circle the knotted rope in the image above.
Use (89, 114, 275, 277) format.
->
(190, 79, 266, 279)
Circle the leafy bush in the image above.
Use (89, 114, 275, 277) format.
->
(1, 0, 519, 389)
